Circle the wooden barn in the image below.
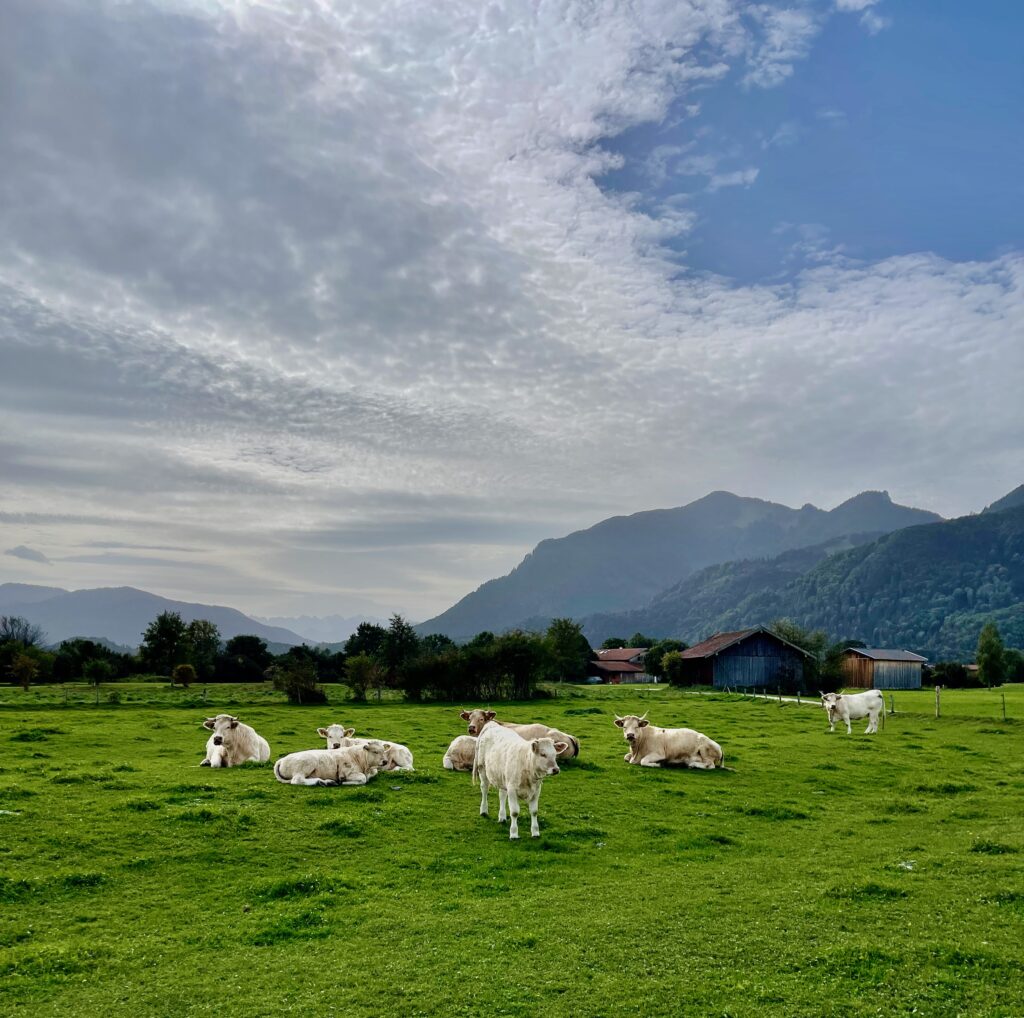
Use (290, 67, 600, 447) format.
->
(677, 626, 813, 690)
(590, 648, 651, 684)
(840, 648, 926, 689)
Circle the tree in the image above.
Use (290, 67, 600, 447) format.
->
(543, 618, 593, 682)
(0, 615, 45, 647)
(344, 622, 387, 658)
(977, 622, 1006, 688)
(628, 632, 656, 649)
(421, 633, 456, 655)
(11, 653, 38, 691)
(270, 657, 328, 705)
(172, 663, 196, 689)
(186, 620, 221, 681)
(644, 639, 687, 681)
(84, 659, 114, 687)
(379, 615, 420, 687)
(601, 637, 627, 649)
(344, 653, 383, 703)
(662, 650, 686, 686)
(1004, 648, 1024, 683)
(140, 612, 188, 677)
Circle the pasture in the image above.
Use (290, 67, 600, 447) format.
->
(1, 688, 1022, 1017)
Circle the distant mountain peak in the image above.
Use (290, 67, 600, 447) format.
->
(983, 484, 1024, 515)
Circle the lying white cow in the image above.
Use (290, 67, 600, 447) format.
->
(273, 741, 389, 786)
(200, 714, 271, 768)
(613, 713, 723, 769)
(316, 724, 414, 771)
(820, 690, 884, 734)
(443, 734, 477, 772)
(459, 708, 579, 760)
(473, 725, 567, 839)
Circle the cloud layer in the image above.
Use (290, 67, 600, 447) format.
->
(1, 0, 1019, 619)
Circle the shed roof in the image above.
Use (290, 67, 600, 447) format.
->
(843, 647, 927, 663)
(596, 647, 647, 661)
(592, 660, 644, 674)
(679, 625, 815, 660)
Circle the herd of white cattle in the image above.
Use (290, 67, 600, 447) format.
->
(198, 689, 885, 840)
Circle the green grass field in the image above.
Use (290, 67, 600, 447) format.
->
(2, 688, 1022, 1017)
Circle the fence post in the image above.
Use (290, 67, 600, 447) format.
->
(889, 694, 895, 716)
(1002, 693, 1006, 722)
(778, 685, 782, 703)
(935, 685, 940, 719)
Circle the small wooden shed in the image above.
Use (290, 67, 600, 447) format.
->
(590, 648, 650, 684)
(840, 648, 926, 689)
(677, 626, 813, 690)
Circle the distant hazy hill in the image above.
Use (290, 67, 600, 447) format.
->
(417, 490, 941, 639)
(254, 614, 386, 644)
(0, 584, 306, 649)
(983, 484, 1024, 515)
(579, 533, 881, 645)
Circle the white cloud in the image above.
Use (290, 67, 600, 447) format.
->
(0, 0, 1018, 619)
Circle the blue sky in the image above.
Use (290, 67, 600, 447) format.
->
(602, 2, 1024, 282)
(1, 0, 1022, 621)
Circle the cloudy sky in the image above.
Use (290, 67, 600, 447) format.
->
(1, 0, 1021, 622)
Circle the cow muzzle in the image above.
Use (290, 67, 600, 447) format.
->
(213, 736, 224, 746)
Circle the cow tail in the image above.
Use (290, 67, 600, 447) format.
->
(569, 735, 580, 758)
(273, 758, 288, 784)
(471, 744, 480, 786)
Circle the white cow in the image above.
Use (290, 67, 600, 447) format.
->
(613, 713, 724, 769)
(459, 708, 579, 760)
(316, 724, 415, 771)
(473, 725, 567, 839)
(443, 734, 477, 772)
(200, 714, 270, 768)
(273, 742, 389, 786)
(820, 690, 884, 734)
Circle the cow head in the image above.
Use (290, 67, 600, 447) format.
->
(614, 713, 649, 745)
(819, 692, 842, 719)
(202, 714, 240, 746)
(362, 741, 389, 769)
(531, 738, 566, 776)
(459, 708, 496, 736)
(317, 724, 356, 750)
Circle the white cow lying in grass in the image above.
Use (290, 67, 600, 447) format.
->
(613, 713, 724, 769)
(200, 715, 270, 768)
(473, 725, 567, 839)
(316, 724, 414, 771)
(443, 734, 477, 772)
(273, 741, 389, 786)
(459, 708, 579, 760)
(820, 690, 884, 734)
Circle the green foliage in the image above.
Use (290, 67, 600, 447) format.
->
(542, 618, 592, 682)
(930, 661, 981, 689)
(600, 637, 627, 649)
(343, 622, 387, 658)
(83, 659, 115, 688)
(171, 663, 196, 689)
(977, 622, 1007, 688)
(344, 653, 383, 703)
(220, 635, 273, 682)
(379, 615, 420, 688)
(269, 658, 328, 706)
(139, 612, 188, 677)
(11, 653, 38, 691)
(661, 649, 686, 686)
(185, 620, 221, 681)
(644, 638, 687, 680)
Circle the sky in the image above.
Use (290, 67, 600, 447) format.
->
(1, 0, 1022, 623)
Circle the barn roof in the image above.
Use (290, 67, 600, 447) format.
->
(591, 660, 644, 674)
(596, 647, 647, 661)
(679, 626, 815, 660)
(843, 647, 927, 662)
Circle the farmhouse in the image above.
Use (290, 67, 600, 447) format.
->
(840, 647, 926, 689)
(591, 647, 651, 684)
(677, 626, 813, 690)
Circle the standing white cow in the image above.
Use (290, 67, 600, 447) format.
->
(473, 725, 567, 839)
(443, 734, 477, 772)
(273, 742, 389, 786)
(316, 725, 415, 771)
(613, 713, 724, 769)
(458, 708, 579, 760)
(200, 714, 270, 767)
(820, 690, 884, 734)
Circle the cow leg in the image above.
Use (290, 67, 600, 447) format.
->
(341, 773, 368, 785)
(290, 774, 322, 786)
(624, 752, 633, 763)
(639, 753, 664, 767)
(845, 719, 852, 735)
(507, 788, 520, 839)
(479, 774, 489, 817)
(497, 788, 508, 823)
(528, 790, 541, 838)
(443, 756, 454, 770)
(200, 757, 211, 767)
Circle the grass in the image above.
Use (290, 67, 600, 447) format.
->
(1, 687, 1022, 1016)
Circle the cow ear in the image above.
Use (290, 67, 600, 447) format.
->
(613, 718, 625, 728)
(202, 718, 216, 730)
(554, 742, 568, 753)
(485, 711, 496, 721)
(459, 710, 470, 720)
(344, 728, 355, 737)
(639, 719, 650, 728)
(229, 720, 239, 729)
(531, 740, 541, 754)
(316, 728, 329, 738)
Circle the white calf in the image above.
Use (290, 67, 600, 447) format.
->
(273, 742, 389, 786)
(613, 713, 724, 769)
(473, 725, 567, 839)
(820, 690, 884, 734)
(200, 715, 270, 768)
(459, 708, 579, 759)
(316, 725, 414, 771)
(443, 735, 477, 772)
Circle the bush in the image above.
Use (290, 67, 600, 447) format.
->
(270, 660, 328, 706)
(172, 663, 196, 688)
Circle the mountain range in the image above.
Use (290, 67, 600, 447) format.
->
(417, 490, 941, 639)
